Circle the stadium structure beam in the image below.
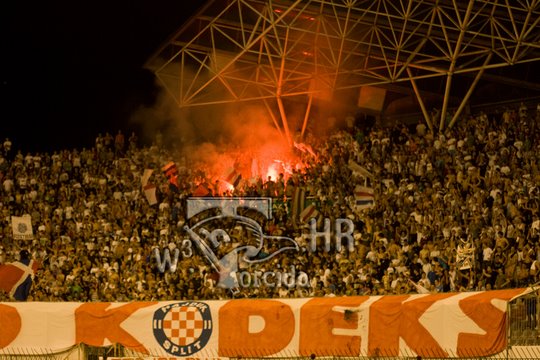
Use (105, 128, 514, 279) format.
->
(447, 52, 492, 130)
(277, 25, 292, 146)
(439, 0, 475, 132)
(146, 0, 540, 135)
(263, 97, 284, 138)
(301, 94, 313, 139)
(407, 66, 433, 133)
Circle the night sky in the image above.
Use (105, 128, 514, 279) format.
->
(1, 0, 202, 153)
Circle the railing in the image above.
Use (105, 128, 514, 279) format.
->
(508, 288, 540, 346)
(4, 344, 540, 360)
(89, 345, 540, 360)
(0, 346, 78, 360)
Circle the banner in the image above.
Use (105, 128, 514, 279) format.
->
(0, 289, 529, 358)
(290, 186, 306, 226)
(299, 204, 319, 223)
(11, 216, 33, 240)
(354, 185, 375, 210)
(162, 162, 179, 189)
(162, 162, 178, 178)
(224, 168, 242, 188)
(456, 239, 475, 270)
(0, 259, 39, 300)
(192, 184, 212, 197)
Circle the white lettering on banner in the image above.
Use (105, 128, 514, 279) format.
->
(0, 289, 531, 358)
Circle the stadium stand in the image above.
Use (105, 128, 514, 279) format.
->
(0, 103, 539, 302)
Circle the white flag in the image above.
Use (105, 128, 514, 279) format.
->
(348, 160, 373, 178)
(12, 215, 34, 240)
(141, 169, 153, 188)
(143, 184, 158, 205)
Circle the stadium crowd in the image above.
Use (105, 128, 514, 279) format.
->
(0, 103, 539, 302)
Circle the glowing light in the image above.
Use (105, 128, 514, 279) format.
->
(177, 104, 314, 196)
(265, 162, 280, 181)
(221, 180, 234, 192)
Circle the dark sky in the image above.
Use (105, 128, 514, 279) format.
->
(1, 0, 202, 153)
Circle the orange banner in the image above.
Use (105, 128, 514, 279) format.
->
(0, 289, 529, 358)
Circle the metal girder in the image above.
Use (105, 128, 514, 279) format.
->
(146, 0, 540, 134)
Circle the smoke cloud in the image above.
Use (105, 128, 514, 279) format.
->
(131, 86, 300, 186)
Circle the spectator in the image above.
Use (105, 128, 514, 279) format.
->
(0, 100, 537, 301)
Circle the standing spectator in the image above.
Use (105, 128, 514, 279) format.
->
(3, 138, 12, 158)
(128, 131, 138, 152)
(115, 130, 125, 156)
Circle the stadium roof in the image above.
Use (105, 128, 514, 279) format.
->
(145, 0, 540, 139)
